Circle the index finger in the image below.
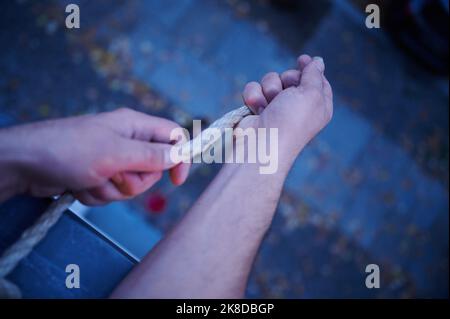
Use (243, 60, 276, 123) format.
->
(112, 108, 182, 143)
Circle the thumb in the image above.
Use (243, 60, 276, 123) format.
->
(117, 140, 180, 172)
(298, 57, 325, 92)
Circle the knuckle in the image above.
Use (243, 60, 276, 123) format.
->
(321, 107, 333, 125)
(327, 108, 334, 122)
(244, 81, 259, 92)
(125, 183, 140, 196)
(262, 71, 278, 81)
(284, 87, 302, 100)
(281, 70, 298, 83)
(308, 88, 323, 101)
(283, 69, 297, 78)
(245, 92, 266, 107)
(114, 107, 134, 116)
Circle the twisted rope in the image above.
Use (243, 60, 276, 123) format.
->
(0, 105, 252, 298)
(0, 193, 75, 298)
(176, 105, 252, 160)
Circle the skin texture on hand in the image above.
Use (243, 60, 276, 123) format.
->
(0, 53, 333, 298)
(0, 54, 331, 210)
(0, 108, 190, 205)
(242, 54, 333, 162)
(112, 54, 334, 298)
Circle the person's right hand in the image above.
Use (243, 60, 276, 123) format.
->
(0, 108, 189, 205)
(242, 54, 333, 159)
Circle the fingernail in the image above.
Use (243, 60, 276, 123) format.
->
(313, 56, 325, 72)
(181, 166, 190, 184)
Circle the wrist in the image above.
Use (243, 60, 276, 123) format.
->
(221, 127, 303, 178)
(256, 118, 308, 167)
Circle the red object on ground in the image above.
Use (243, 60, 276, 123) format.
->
(146, 193, 167, 214)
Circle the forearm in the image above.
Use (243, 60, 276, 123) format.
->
(111, 150, 295, 298)
(0, 127, 28, 202)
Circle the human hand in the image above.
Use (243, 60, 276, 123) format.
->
(0, 108, 189, 205)
(242, 54, 333, 159)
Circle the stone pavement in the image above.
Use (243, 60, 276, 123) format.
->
(0, 0, 448, 298)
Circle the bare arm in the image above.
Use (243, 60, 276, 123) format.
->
(0, 108, 190, 205)
(111, 55, 333, 298)
(111, 150, 292, 298)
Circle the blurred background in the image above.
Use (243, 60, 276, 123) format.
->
(0, 0, 448, 298)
